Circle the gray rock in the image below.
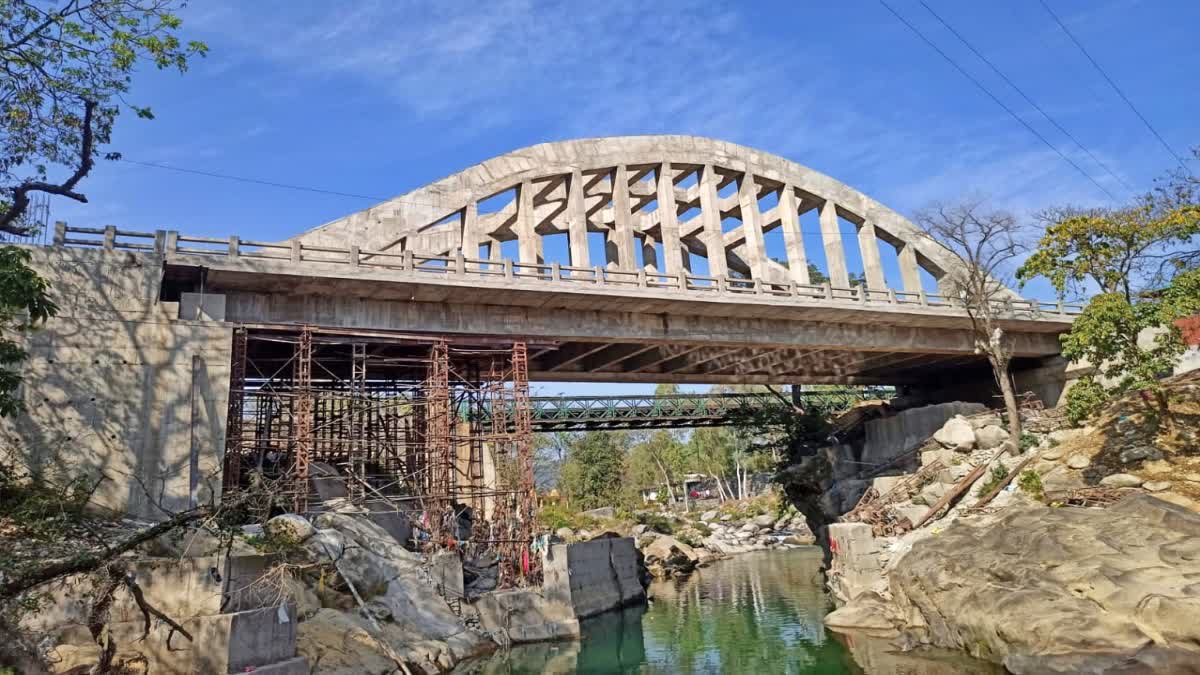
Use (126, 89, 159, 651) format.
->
(883, 494, 1200, 674)
(1100, 473, 1144, 488)
(921, 448, 956, 468)
(968, 414, 1003, 430)
(892, 502, 928, 527)
(1119, 446, 1163, 464)
(632, 524, 647, 535)
(934, 416, 977, 452)
(1048, 428, 1088, 444)
(265, 514, 315, 543)
(752, 514, 776, 528)
(740, 521, 759, 533)
(872, 474, 907, 496)
(974, 424, 1010, 451)
(700, 510, 719, 522)
(1144, 481, 1171, 492)
(555, 527, 574, 540)
(1067, 454, 1091, 469)
(719, 514, 733, 522)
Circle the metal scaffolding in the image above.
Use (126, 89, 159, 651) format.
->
(222, 325, 541, 587)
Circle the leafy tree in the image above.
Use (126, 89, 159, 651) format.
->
(1061, 269, 1200, 427)
(625, 428, 686, 504)
(559, 431, 627, 510)
(1018, 200, 1199, 303)
(914, 199, 1027, 447)
(1, 0, 207, 232)
(0, 247, 57, 415)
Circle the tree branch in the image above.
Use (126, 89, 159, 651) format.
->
(0, 499, 213, 601)
(0, 98, 96, 235)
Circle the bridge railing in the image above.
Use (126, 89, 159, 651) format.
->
(49, 223, 1084, 316)
(489, 388, 896, 431)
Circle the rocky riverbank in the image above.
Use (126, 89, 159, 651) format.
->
(820, 375, 1200, 674)
(551, 494, 817, 579)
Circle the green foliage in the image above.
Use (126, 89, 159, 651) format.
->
(559, 431, 627, 510)
(536, 502, 602, 533)
(1060, 292, 1186, 421)
(1065, 377, 1109, 427)
(1017, 470, 1045, 502)
(0, 247, 58, 415)
(975, 464, 1010, 498)
(1017, 202, 1200, 302)
(690, 521, 712, 538)
(1018, 433, 1039, 453)
(1, 0, 207, 229)
(633, 511, 675, 535)
(0, 461, 95, 541)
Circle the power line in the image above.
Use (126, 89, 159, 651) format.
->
(117, 158, 391, 202)
(919, 1, 1135, 195)
(1037, 0, 1188, 172)
(877, 0, 1118, 202)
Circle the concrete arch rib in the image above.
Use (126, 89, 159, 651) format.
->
(291, 135, 964, 291)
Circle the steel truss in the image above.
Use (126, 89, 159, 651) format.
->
(222, 326, 541, 587)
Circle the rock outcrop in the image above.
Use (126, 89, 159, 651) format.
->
(833, 495, 1200, 674)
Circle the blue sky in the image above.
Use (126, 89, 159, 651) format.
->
(49, 0, 1199, 394)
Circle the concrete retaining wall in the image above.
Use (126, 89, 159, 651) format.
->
(0, 246, 232, 520)
(29, 554, 308, 674)
(861, 401, 985, 466)
(827, 522, 884, 605)
(542, 537, 645, 619)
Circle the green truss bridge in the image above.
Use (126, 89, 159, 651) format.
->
(503, 388, 894, 432)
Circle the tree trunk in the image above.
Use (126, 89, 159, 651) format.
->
(653, 456, 676, 503)
(995, 362, 1023, 453)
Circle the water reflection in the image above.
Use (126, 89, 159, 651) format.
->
(459, 548, 999, 674)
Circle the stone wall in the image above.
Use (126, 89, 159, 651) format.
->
(0, 246, 232, 519)
(542, 537, 645, 619)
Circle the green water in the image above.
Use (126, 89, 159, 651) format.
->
(460, 548, 1000, 674)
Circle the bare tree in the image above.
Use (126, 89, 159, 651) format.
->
(915, 199, 1027, 450)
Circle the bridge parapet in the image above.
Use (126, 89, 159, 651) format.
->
(51, 223, 1082, 318)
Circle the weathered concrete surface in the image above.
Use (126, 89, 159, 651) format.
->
(33, 554, 309, 674)
(542, 537, 645, 619)
(289, 136, 982, 294)
(0, 246, 232, 519)
(861, 402, 986, 465)
(474, 588, 581, 644)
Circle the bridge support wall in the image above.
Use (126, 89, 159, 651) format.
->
(0, 247, 232, 520)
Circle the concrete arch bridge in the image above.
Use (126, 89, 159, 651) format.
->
(151, 135, 1074, 390)
(20, 135, 1079, 521)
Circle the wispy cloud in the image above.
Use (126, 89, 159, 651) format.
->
(186, 0, 1127, 216)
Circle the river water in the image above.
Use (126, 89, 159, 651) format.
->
(459, 548, 1001, 674)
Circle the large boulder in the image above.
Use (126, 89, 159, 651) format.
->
(302, 513, 491, 671)
(933, 416, 976, 452)
(973, 425, 1009, 451)
(752, 513, 776, 528)
(880, 495, 1200, 674)
(642, 535, 701, 579)
(265, 514, 315, 544)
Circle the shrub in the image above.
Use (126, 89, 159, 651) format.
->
(537, 503, 602, 533)
(1017, 470, 1045, 501)
(1065, 377, 1109, 427)
(975, 464, 1010, 498)
(634, 511, 675, 535)
(1019, 433, 1039, 453)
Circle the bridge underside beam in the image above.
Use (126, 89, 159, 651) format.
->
(217, 290, 1061, 385)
